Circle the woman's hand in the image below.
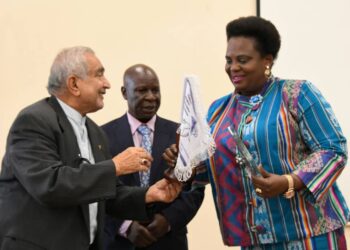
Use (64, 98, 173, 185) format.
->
(252, 166, 288, 198)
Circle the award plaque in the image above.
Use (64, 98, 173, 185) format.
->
(227, 125, 260, 178)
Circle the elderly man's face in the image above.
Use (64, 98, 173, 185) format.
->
(76, 53, 110, 115)
(123, 67, 161, 123)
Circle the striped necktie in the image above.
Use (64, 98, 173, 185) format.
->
(137, 124, 152, 187)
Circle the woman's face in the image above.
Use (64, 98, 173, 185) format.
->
(225, 36, 272, 96)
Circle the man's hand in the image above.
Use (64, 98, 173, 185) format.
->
(112, 147, 153, 176)
(145, 178, 182, 203)
(162, 144, 200, 183)
(147, 213, 170, 238)
(127, 221, 157, 247)
(162, 144, 178, 168)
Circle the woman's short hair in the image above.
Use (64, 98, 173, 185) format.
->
(226, 16, 281, 59)
(47, 46, 94, 95)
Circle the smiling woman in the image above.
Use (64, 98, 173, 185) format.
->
(182, 16, 349, 249)
(225, 36, 274, 96)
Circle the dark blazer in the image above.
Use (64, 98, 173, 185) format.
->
(0, 97, 151, 250)
(102, 114, 204, 250)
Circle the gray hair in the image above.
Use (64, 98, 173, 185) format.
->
(47, 46, 95, 95)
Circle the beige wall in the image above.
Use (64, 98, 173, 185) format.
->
(0, 0, 255, 151)
(0, 1, 254, 249)
(1, 1, 348, 249)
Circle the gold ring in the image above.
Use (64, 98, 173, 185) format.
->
(140, 159, 148, 165)
(255, 188, 262, 194)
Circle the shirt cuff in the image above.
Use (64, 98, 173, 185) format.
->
(119, 220, 133, 238)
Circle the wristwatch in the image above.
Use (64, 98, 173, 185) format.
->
(283, 174, 295, 199)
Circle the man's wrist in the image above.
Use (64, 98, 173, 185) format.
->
(112, 158, 120, 176)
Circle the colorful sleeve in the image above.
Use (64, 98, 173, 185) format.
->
(293, 81, 347, 203)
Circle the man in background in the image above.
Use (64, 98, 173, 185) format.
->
(102, 64, 204, 250)
(0, 47, 181, 250)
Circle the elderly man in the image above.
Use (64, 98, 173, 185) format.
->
(0, 47, 181, 250)
(102, 64, 204, 250)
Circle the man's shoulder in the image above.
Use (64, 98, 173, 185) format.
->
(156, 116, 179, 131)
(101, 114, 126, 130)
(9, 97, 61, 135)
(17, 97, 54, 119)
(156, 116, 178, 125)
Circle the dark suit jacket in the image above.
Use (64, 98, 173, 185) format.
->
(0, 97, 151, 250)
(102, 114, 204, 250)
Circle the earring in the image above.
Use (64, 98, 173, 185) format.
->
(264, 65, 271, 78)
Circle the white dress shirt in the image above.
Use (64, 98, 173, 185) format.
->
(57, 98, 98, 244)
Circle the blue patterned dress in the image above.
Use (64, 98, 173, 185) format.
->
(194, 77, 349, 249)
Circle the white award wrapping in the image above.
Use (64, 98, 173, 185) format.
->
(174, 75, 216, 182)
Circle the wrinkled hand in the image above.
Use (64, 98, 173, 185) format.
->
(127, 221, 157, 247)
(252, 165, 288, 198)
(162, 144, 178, 168)
(147, 213, 170, 238)
(146, 178, 182, 203)
(112, 147, 153, 176)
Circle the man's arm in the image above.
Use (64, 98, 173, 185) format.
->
(106, 178, 181, 221)
(6, 110, 118, 207)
